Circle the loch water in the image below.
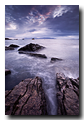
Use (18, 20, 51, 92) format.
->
(5, 39, 79, 115)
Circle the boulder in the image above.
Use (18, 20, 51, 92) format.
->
(51, 57, 62, 63)
(5, 77, 47, 115)
(19, 51, 47, 59)
(5, 69, 11, 75)
(18, 43, 45, 52)
(9, 44, 19, 48)
(56, 73, 79, 115)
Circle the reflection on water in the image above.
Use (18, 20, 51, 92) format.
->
(5, 39, 79, 115)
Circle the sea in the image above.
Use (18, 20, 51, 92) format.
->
(5, 39, 79, 115)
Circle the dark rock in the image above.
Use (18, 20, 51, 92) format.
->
(70, 78, 79, 89)
(18, 43, 45, 52)
(5, 77, 47, 115)
(9, 44, 19, 47)
(5, 38, 12, 40)
(56, 73, 79, 115)
(5, 46, 14, 50)
(63, 88, 79, 115)
(19, 51, 47, 59)
(5, 69, 11, 75)
(51, 57, 62, 63)
(29, 53, 47, 58)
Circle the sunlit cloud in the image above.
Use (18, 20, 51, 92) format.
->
(53, 6, 70, 18)
(6, 23, 17, 30)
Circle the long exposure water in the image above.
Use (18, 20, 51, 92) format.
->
(5, 39, 79, 115)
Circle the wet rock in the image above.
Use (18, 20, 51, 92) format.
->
(19, 51, 47, 59)
(5, 69, 11, 75)
(51, 57, 62, 63)
(56, 73, 79, 115)
(9, 44, 19, 48)
(5, 77, 47, 115)
(5, 46, 14, 50)
(18, 43, 45, 52)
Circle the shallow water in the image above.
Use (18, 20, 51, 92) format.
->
(5, 39, 79, 115)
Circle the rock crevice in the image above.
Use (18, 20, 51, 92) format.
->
(56, 73, 79, 115)
(5, 77, 47, 115)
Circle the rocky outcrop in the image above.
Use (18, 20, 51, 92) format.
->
(18, 43, 45, 52)
(19, 51, 47, 59)
(5, 69, 11, 75)
(51, 58, 62, 63)
(56, 73, 79, 115)
(5, 77, 47, 115)
(9, 44, 19, 48)
(5, 46, 14, 50)
(5, 44, 19, 50)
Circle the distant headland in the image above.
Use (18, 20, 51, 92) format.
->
(5, 38, 18, 40)
(5, 38, 12, 40)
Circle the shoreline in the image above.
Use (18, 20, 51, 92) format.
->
(5, 76, 47, 115)
(5, 73, 79, 115)
(56, 73, 79, 115)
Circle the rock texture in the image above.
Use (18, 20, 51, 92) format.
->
(19, 51, 47, 59)
(18, 43, 45, 52)
(5, 77, 47, 115)
(56, 73, 79, 115)
(5, 69, 11, 75)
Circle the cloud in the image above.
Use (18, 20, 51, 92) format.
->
(5, 5, 79, 39)
(53, 6, 70, 18)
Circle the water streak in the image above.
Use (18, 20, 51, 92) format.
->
(5, 39, 79, 115)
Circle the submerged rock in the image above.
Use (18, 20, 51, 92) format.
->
(5, 46, 14, 50)
(5, 77, 47, 115)
(56, 73, 79, 115)
(5, 69, 11, 75)
(9, 44, 19, 48)
(29, 53, 47, 58)
(19, 51, 47, 59)
(51, 57, 62, 63)
(18, 43, 45, 52)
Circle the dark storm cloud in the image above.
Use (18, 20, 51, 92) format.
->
(44, 5, 79, 33)
(5, 5, 79, 39)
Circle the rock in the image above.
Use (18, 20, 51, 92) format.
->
(56, 73, 79, 115)
(5, 46, 14, 50)
(5, 77, 47, 115)
(19, 51, 47, 59)
(51, 57, 62, 63)
(29, 53, 47, 58)
(9, 44, 19, 47)
(70, 78, 79, 89)
(5, 38, 12, 40)
(5, 69, 11, 75)
(18, 43, 45, 52)
(63, 88, 79, 115)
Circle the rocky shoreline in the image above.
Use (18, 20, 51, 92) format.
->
(5, 73, 79, 115)
(56, 73, 79, 115)
(5, 76, 47, 115)
(5, 43, 79, 115)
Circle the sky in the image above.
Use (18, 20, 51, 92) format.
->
(5, 5, 79, 39)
